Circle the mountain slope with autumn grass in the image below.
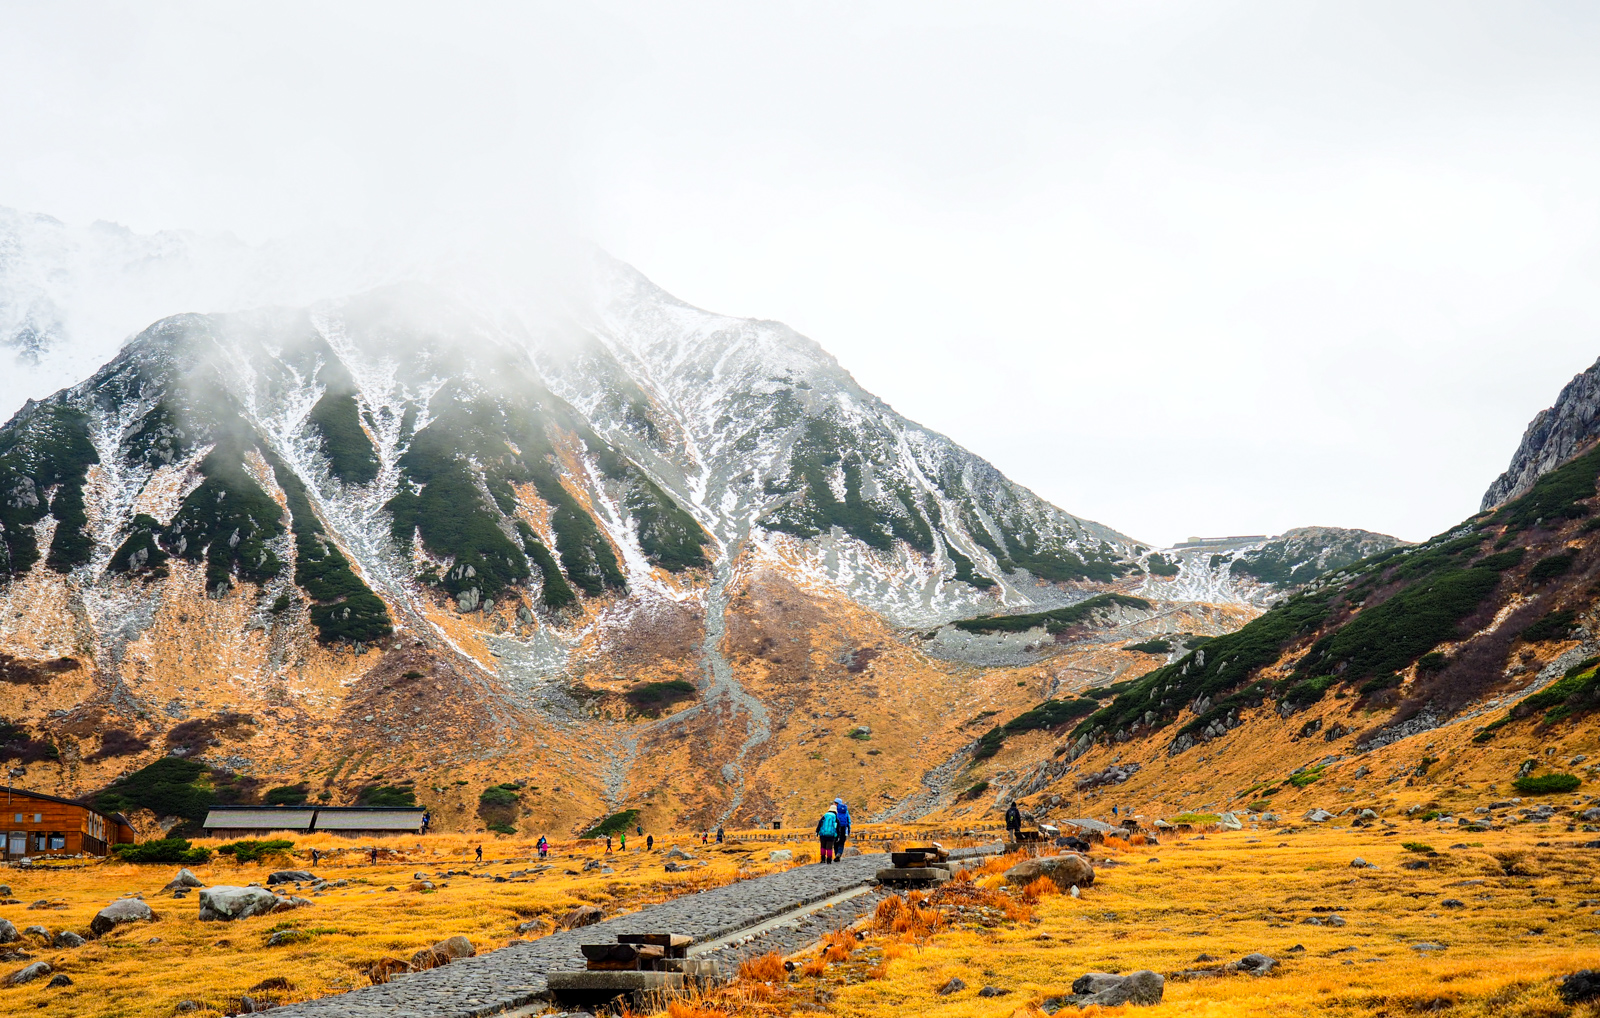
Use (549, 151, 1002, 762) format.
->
(949, 413, 1600, 831)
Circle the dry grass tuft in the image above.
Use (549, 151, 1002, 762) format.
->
(800, 956, 827, 978)
(736, 951, 786, 983)
(665, 1000, 730, 1018)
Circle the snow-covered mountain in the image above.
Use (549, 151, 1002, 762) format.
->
(0, 209, 1400, 829)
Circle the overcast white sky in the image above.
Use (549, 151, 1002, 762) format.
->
(3, 2, 1600, 547)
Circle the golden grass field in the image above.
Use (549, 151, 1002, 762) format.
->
(4, 815, 1599, 1018)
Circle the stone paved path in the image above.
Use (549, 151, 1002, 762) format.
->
(273, 845, 999, 1017)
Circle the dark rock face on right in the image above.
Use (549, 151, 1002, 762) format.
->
(1483, 355, 1600, 509)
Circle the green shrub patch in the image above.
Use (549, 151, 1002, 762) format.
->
(581, 809, 640, 839)
(217, 838, 295, 863)
(115, 838, 212, 864)
(1513, 773, 1580, 795)
(954, 594, 1152, 635)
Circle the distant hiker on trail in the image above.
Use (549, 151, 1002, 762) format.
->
(831, 799, 851, 857)
(620, 832, 626, 851)
(311, 848, 321, 867)
(1005, 801, 1023, 841)
(606, 835, 612, 853)
(421, 811, 432, 833)
(537, 836, 549, 859)
(1112, 805, 1118, 818)
(475, 844, 483, 864)
(816, 803, 841, 864)
(716, 826, 724, 844)
(701, 830, 708, 844)
(369, 846, 378, 865)
(646, 834, 654, 851)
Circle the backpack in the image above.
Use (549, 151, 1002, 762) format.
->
(819, 810, 839, 837)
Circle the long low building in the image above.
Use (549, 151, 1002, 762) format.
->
(202, 805, 426, 838)
(2, 786, 136, 859)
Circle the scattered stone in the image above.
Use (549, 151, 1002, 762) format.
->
(163, 869, 204, 891)
(1441, 899, 1466, 909)
(0, 886, 9, 897)
(266, 930, 311, 947)
(582, 859, 601, 871)
(0, 921, 16, 945)
(1219, 812, 1243, 831)
(1004, 853, 1095, 890)
(270, 896, 314, 913)
(664, 862, 688, 873)
(1304, 809, 1335, 823)
(20, 925, 45, 942)
(770, 850, 793, 862)
(198, 887, 279, 922)
(1302, 915, 1346, 927)
(1559, 970, 1600, 1005)
(46, 974, 71, 988)
(515, 920, 543, 935)
(175, 1002, 201, 1012)
(977, 985, 1011, 997)
(90, 899, 156, 936)
(4, 961, 50, 986)
(1349, 858, 1376, 869)
(558, 905, 603, 930)
(665, 847, 692, 860)
(51, 931, 84, 949)
(1411, 942, 1448, 952)
(1194, 953, 1218, 962)
(266, 871, 314, 886)
(937, 977, 966, 996)
(1226, 954, 1277, 976)
(1286, 944, 1305, 953)
(1043, 970, 1165, 1010)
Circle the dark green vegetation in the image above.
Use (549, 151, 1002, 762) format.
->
(1521, 609, 1578, 644)
(1529, 552, 1576, 582)
(625, 679, 697, 714)
(217, 839, 295, 863)
(1493, 444, 1600, 532)
(477, 783, 521, 834)
(1291, 567, 1500, 685)
(625, 474, 708, 572)
(1287, 764, 1327, 788)
(306, 364, 380, 484)
(1127, 639, 1171, 654)
(114, 838, 211, 864)
(516, 521, 576, 610)
(973, 727, 1006, 760)
(581, 808, 640, 839)
(953, 593, 1152, 635)
(962, 780, 990, 800)
(164, 437, 285, 592)
(264, 784, 309, 806)
(0, 403, 100, 577)
(1145, 553, 1180, 577)
(1073, 591, 1332, 742)
(946, 545, 994, 589)
(0, 719, 58, 763)
(108, 514, 170, 577)
(761, 420, 909, 552)
(93, 757, 255, 834)
(1513, 772, 1581, 794)
(1474, 658, 1600, 742)
(355, 784, 416, 808)
(1183, 635, 1213, 649)
(265, 450, 392, 643)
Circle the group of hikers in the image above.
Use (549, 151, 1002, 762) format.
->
(813, 797, 852, 863)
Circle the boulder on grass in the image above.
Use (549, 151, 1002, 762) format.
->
(558, 905, 603, 930)
(0, 920, 16, 944)
(1043, 970, 1164, 1010)
(1560, 970, 1600, 1005)
(769, 850, 793, 862)
(162, 869, 204, 891)
(51, 931, 85, 949)
(266, 871, 315, 886)
(89, 899, 156, 936)
(1004, 853, 1095, 890)
(198, 886, 279, 922)
(4, 962, 49, 986)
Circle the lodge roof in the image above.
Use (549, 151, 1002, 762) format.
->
(0, 786, 134, 829)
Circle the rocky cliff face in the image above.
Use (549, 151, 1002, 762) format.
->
(1482, 355, 1600, 510)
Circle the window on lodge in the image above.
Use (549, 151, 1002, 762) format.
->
(32, 833, 64, 851)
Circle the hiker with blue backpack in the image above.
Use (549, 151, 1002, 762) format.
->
(831, 798, 851, 858)
(815, 802, 841, 863)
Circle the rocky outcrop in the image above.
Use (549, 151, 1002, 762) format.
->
(89, 899, 156, 936)
(1042, 970, 1164, 1010)
(1075, 763, 1139, 791)
(1483, 356, 1600, 509)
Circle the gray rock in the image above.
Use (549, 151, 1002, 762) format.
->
(1581, 808, 1600, 823)
(90, 898, 156, 936)
(175, 1000, 201, 1012)
(1441, 899, 1466, 908)
(0, 886, 9, 897)
(5, 961, 50, 986)
(163, 868, 204, 891)
(51, 931, 85, 948)
(267, 930, 311, 947)
(1045, 970, 1165, 1009)
(664, 861, 688, 873)
(1559, 970, 1600, 1005)
(978, 985, 1011, 997)
(0, 920, 16, 944)
(267, 870, 315, 885)
(937, 977, 966, 995)
(198, 886, 279, 922)
(769, 850, 793, 862)
(1228, 953, 1276, 976)
(1304, 809, 1335, 823)
(1350, 858, 1376, 869)
(22, 925, 47, 940)
(46, 973, 71, 987)
(1411, 942, 1448, 952)
(1004, 853, 1095, 890)
(1220, 812, 1243, 830)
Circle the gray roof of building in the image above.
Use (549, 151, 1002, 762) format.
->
(204, 808, 316, 830)
(313, 809, 425, 831)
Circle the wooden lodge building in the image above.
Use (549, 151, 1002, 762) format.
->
(2, 786, 136, 860)
(203, 806, 427, 839)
